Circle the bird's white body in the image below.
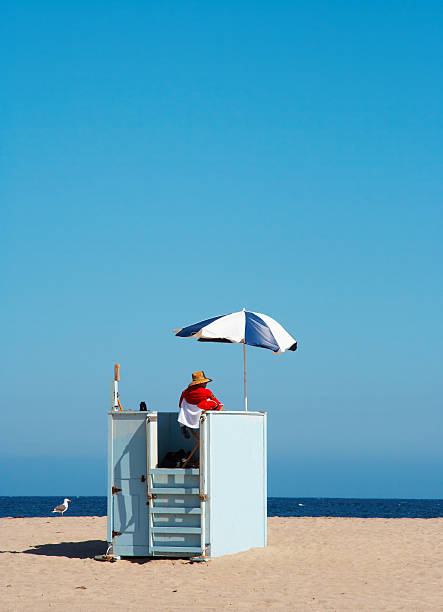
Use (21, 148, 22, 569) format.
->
(51, 498, 71, 516)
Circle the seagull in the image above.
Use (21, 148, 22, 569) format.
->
(51, 498, 71, 516)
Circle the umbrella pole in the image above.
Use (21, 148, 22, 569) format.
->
(243, 342, 248, 411)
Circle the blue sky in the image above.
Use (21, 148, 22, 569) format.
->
(2, 1, 442, 497)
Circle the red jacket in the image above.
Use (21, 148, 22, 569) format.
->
(179, 386, 223, 411)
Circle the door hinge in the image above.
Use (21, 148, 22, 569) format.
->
(112, 486, 122, 494)
(112, 530, 122, 538)
(147, 493, 157, 500)
(199, 494, 207, 501)
(141, 474, 146, 482)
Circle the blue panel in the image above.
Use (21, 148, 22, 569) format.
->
(112, 478, 149, 554)
(110, 414, 150, 557)
(107, 415, 113, 543)
(175, 314, 225, 337)
(205, 412, 266, 557)
(112, 414, 147, 480)
(245, 311, 280, 351)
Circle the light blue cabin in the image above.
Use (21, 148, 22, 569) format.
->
(107, 410, 267, 559)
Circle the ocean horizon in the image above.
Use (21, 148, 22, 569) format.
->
(1, 496, 442, 519)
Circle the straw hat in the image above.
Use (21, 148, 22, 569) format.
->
(188, 370, 212, 387)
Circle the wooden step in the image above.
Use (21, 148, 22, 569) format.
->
(151, 527, 202, 534)
(151, 546, 202, 554)
(151, 487, 199, 495)
(151, 506, 201, 514)
(150, 468, 199, 475)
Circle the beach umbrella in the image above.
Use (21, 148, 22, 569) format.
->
(174, 309, 297, 411)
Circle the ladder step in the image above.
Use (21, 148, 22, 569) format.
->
(152, 527, 202, 534)
(151, 546, 202, 554)
(151, 507, 201, 514)
(151, 487, 199, 495)
(150, 468, 199, 475)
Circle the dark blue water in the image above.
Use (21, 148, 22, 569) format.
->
(269, 497, 443, 518)
(1, 497, 442, 518)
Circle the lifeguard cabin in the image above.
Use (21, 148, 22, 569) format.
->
(107, 379, 267, 559)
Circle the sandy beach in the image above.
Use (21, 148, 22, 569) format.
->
(1, 516, 442, 611)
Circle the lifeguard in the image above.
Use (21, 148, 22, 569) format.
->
(178, 370, 223, 431)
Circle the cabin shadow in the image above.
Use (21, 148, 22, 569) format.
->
(18, 540, 107, 559)
(5, 541, 163, 563)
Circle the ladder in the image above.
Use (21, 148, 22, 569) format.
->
(147, 468, 204, 557)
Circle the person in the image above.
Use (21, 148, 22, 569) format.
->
(178, 370, 223, 433)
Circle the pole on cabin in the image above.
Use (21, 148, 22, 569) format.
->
(243, 342, 248, 411)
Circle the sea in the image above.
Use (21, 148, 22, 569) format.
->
(1, 497, 442, 519)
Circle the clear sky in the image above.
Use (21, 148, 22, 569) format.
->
(2, 1, 442, 498)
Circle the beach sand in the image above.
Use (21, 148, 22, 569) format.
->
(1, 516, 442, 611)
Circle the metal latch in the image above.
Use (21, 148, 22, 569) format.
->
(141, 475, 146, 482)
(112, 486, 122, 494)
(112, 530, 122, 538)
(147, 493, 157, 500)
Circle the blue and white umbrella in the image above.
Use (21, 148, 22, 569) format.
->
(174, 309, 297, 410)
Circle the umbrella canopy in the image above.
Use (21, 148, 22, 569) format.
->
(174, 309, 297, 410)
(175, 309, 297, 353)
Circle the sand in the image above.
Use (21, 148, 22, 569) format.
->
(1, 516, 442, 611)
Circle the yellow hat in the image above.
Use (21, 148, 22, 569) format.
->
(188, 370, 212, 387)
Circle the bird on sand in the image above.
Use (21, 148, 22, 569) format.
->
(51, 498, 71, 516)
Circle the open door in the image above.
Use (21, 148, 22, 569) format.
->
(111, 413, 151, 556)
(112, 477, 149, 554)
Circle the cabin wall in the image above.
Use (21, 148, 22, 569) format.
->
(108, 412, 150, 556)
(204, 412, 267, 557)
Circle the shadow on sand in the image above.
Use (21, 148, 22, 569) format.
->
(2, 541, 170, 563)
(2, 541, 188, 563)
(2, 540, 107, 559)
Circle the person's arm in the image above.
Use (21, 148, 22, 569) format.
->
(196, 388, 223, 411)
(207, 392, 223, 410)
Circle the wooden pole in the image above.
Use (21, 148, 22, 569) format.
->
(113, 364, 121, 411)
